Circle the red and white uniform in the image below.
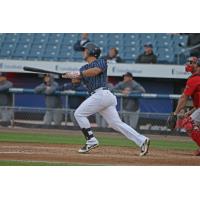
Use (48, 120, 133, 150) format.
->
(184, 73, 200, 109)
(179, 73, 200, 147)
(184, 73, 200, 123)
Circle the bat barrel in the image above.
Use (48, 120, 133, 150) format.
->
(23, 66, 63, 76)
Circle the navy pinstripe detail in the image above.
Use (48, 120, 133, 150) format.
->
(80, 59, 107, 93)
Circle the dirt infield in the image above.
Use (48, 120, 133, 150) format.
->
(0, 127, 200, 165)
(0, 142, 200, 165)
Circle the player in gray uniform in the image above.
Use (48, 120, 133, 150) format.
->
(63, 43, 150, 156)
(0, 73, 13, 126)
(112, 72, 145, 128)
(34, 74, 63, 126)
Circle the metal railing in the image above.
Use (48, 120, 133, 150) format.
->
(0, 88, 183, 135)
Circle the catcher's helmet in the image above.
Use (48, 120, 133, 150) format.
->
(185, 56, 198, 73)
(82, 42, 101, 58)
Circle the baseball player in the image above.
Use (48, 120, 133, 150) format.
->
(63, 42, 150, 156)
(0, 72, 13, 126)
(34, 74, 63, 126)
(167, 56, 200, 156)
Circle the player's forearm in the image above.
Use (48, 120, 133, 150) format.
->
(62, 68, 102, 79)
(174, 94, 188, 114)
(81, 68, 102, 77)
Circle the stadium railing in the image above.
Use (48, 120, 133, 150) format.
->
(0, 88, 186, 135)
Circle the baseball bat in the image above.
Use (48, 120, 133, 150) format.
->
(23, 66, 64, 75)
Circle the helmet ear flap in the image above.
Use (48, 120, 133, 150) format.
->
(187, 56, 198, 64)
(82, 43, 101, 58)
(185, 56, 199, 73)
(88, 47, 101, 58)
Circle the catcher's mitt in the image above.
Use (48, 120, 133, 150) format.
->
(166, 113, 177, 130)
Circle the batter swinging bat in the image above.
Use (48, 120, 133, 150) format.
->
(23, 66, 64, 75)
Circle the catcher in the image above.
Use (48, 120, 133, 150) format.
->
(167, 56, 200, 156)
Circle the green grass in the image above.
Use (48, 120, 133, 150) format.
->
(0, 131, 197, 166)
(0, 131, 197, 151)
(0, 160, 84, 166)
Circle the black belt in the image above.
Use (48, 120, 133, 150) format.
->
(90, 87, 108, 95)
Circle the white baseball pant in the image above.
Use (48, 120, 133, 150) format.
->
(74, 88, 148, 147)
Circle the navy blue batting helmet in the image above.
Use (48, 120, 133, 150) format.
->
(82, 42, 101, 58)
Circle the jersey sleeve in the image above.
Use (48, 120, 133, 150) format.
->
(96, 59, 107, 71)
(184, 77, 197, 96)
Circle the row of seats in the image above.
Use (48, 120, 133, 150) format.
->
(0, 33, 189, 64)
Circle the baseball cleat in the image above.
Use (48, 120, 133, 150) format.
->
(193, 149, 200, 156)
(140, 138, 150, 156)
(78, 143, 99, 153)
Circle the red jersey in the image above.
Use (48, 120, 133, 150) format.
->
(184, 73, 200, 108)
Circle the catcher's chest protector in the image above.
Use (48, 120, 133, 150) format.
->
(189, 73, 200, 108)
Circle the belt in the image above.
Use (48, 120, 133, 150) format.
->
(90, 87, 108, 95)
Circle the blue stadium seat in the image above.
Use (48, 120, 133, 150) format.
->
(140, 33, 156, 41)
(32, 37, 48, 44)
(92, 33, 108, 40)
(45, 44, 60, 52)
(0, 34, 5, 47)
(173, 46, 186, 54)
(157, 53, 175, 64)
(94, 39, 108, 48)
(99, 47, 109, 56)
(173, 34, 188, 47)
(107, 39, 124, 48)
(18, 37, 33, 44)
(65, 33, 78, 38)
(58, 51, 73, 61)
(30, 44, 46, 51)
(49, 33, 64, 38)
(63, 33, 79, 40)
(157, 47, 174, 54)
(32, 33, 49, 44)
(124, 33, 140, 40)
(48, 37, 63, 45)
(62, 37, 76, 45)
(20, 33, 34, 38)
(12, 47, 29, 59)
(156, 34, 172, 41)
(13, 43, 31, 58)
(72, 52, 83, 61)
(0, 42, 16, 58)
(48, 33, 64, 45)
(27, 54, 43, 60)
(107, 33, 124, 40)
(27, 48, 44, 60)
(19, 33, 34, 44)
(172, 35, 188, 62)
(34, 33, 49, 38)
(60, 44, 73, 52)
(4, 33, 19, 43)
(123, 52, 138, 61)
(0, 33, 188, 64)
(43, 50, 58, 61)
(15, 43, 31, 50)
(124, 46, 140, 53)
(157, 40, 173, 48)
(0, 49, 13, 57)
(123, 39, 141, 47)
